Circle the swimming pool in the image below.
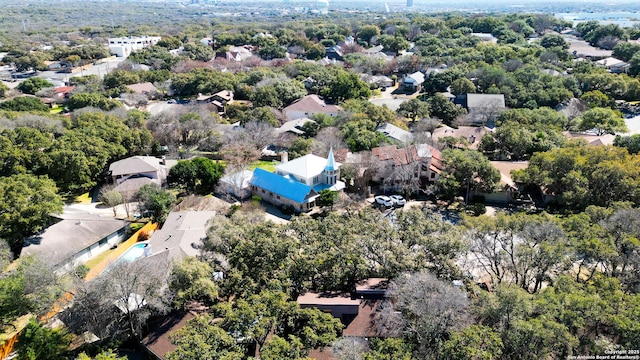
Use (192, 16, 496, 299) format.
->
(117, 242, 149, 263)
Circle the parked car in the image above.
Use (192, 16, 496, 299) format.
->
(374, 195, 393, 208)
(167, 99, 177, 104)
(389, 195, 406, 207)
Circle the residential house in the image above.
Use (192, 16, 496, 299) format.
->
(325, 45, 344, 61)
(595, 57, 630, 73)
(22, 213, 128, 273)
(403, 71, 425, 92)
(196, 90, 234, 114)
(568, 38, 613, 59)
(218, 169, 254, 200)
(249, 149, 345, 212)
(376, 122, 413, 144)
(276, 118, 316, 136)
(301, 278, 388, 360)
(361, 74, 394, 89)
(125, 82, 158, 98)
(457, 93, 506, 126)
(109, 156, 173, 185)
(563, 131, 616, 146)
(371, 143, 442, 191)
(215, 46, 253, 62)
(53, 85, 75, 100)
(283, 94, 342, 121)
(143, 211, 217, 262)
(141, 311, 195, 360)
(431, 125, 492, 150)
(482, 161, 530, 204)
(108, 36, 161, 57)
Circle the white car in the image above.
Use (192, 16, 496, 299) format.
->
(389, 195, 406, 207)
(374, 195, 393, 208)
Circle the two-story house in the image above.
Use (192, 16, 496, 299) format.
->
(249, 149, 345, 212)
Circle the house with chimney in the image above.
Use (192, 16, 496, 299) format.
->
(249, 149, 345, 212)
(371, 144, 443, 192)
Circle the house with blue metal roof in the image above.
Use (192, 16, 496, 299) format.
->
(249, 149, 345, 212)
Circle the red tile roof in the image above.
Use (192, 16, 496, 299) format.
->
(54, 86, 75, 94)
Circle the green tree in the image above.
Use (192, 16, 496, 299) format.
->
(259, 44, 287, 60)
(16, 319, 72, 360)
(577, 107, 627, 135)
(614, 134, 640, 154)
(396, 98, 430, 121)
(77, 350, 127, 360)
(306, 44, 326, 60)
(426, 93, 467, 125)
(288, 138, 312, 160)
(167, 314, 245, 360)
(136, 183, 175, 223)
(363, 338, 413, 360)
(0, 82, 9, 98)
(67, 93, 121, 111)
(317, 189, 339, 210)
(168, 157, 225, 194)
(449, 77, 476, 96)
(513, 146, 640, 209)
(612, 41, 640, 61)
(181, 42, 215, 61)
(16, 77, 53, 95)
(261, 335, 310, 360)
(437, 149, 500, 201)
(440, 325, 503, 360)
(539, 34, 569, 49)
(358, 25, 381, 46)
(0, 97, 49, 112)
(0, 174, 63, 256)
(169, 257, 219, 309)
(580, 90, 615, 109)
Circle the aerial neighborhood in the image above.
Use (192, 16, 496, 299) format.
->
(2, 1, 640, 359)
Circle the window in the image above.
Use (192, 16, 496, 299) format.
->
(99, 238, 108, 246)
(277, 195, 281, 199)
(431, 173, 436, 179)
(313, 176, 319, 183)
(262, 189, 265, 194)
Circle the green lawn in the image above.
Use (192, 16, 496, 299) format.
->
(250, 160, 277, 173)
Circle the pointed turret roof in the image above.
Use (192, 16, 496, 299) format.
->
(325, 148, 337, 171)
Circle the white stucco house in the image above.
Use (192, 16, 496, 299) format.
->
(108, 36, 162, 57)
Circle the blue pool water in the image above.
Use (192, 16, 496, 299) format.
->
(119, 243, 148, 263)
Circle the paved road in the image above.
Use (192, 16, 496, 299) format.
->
(36, 57, 127, 84)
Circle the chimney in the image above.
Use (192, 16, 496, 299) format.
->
(281, 151, 289, 163)
(161, 155, 166, 165)
(469, 135, 476, 143)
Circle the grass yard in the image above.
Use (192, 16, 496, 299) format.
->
(250, 160, 278, 173)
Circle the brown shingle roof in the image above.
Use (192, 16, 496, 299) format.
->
(141, 311, 194, 360)
(125, 82, 157, 94)
(343, 300, 381, 337)
(284, 95, 341, 114)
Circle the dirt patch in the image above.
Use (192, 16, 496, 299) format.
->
(175, 195, 233, 213)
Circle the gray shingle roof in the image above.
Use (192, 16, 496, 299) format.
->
(23, 214, 128, 268)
